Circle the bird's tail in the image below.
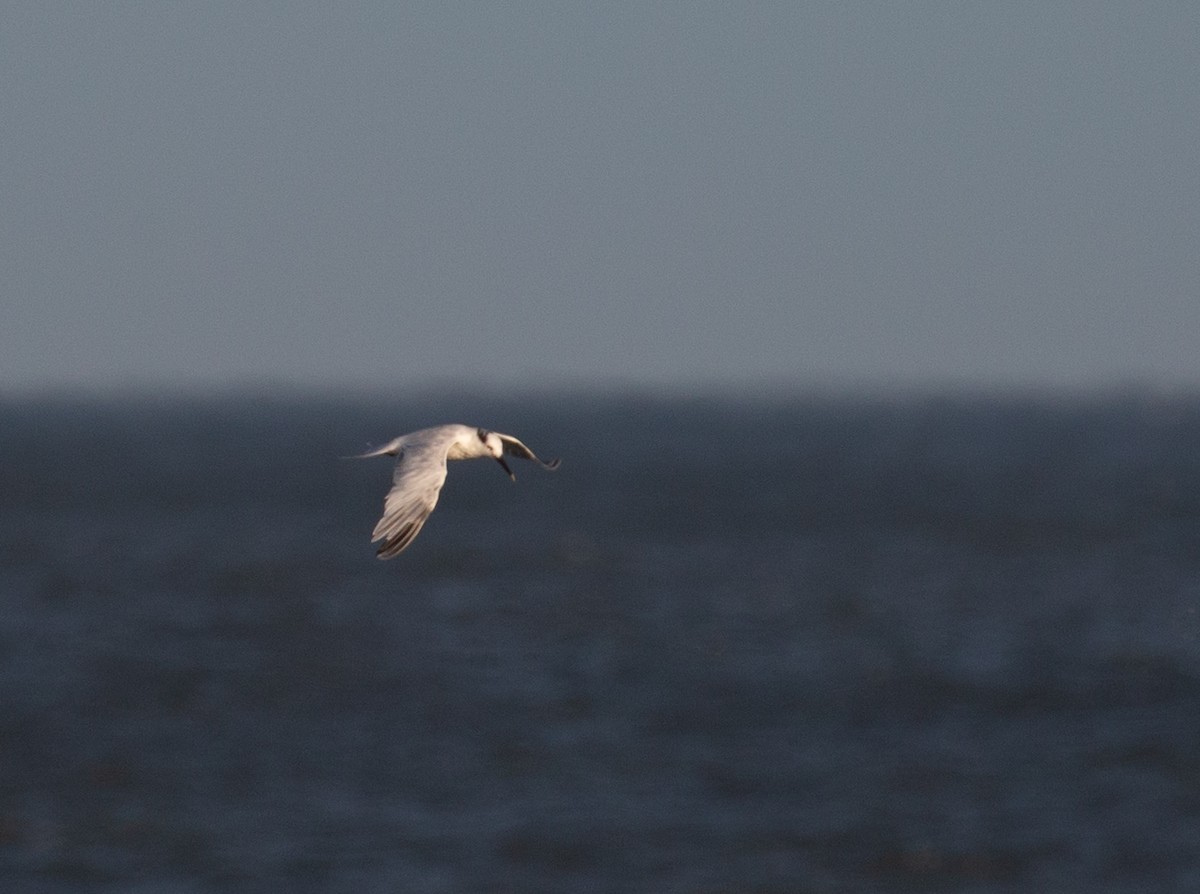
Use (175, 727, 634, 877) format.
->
(343, 437, 402, 459)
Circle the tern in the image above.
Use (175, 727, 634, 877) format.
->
(352, 425, 560, 559)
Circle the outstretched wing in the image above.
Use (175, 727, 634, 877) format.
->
(497, 433, 561, 471)
(371, 439, 451, 559)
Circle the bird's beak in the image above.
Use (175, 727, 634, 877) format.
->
(496, 456, 515, 480)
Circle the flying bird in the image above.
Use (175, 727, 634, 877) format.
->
(351, 424, 560, 559)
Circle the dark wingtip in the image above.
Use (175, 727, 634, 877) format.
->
(544, 458, 561, 471)
(376, 521, 420, 559)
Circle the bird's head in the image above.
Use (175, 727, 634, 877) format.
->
(478, 428, 514, 479)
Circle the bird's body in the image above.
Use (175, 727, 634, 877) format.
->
(352, 424, 560, 559)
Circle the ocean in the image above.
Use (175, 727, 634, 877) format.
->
(1, 390, 1197, 892)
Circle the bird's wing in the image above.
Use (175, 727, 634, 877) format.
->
(498, 433, 561, 470)
(371, 437, 451, 559)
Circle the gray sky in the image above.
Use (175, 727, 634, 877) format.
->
(4, 3, 1199, 394)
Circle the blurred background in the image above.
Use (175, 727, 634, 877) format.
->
(3, 2, 1200, 394)
(2, 4, 1199, 892)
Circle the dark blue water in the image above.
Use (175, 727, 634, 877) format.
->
(1, 390, 1198, 892)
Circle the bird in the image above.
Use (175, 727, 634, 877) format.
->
(351, 424, 561, 559)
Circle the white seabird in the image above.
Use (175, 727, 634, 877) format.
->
(352, 424, 560, 559)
